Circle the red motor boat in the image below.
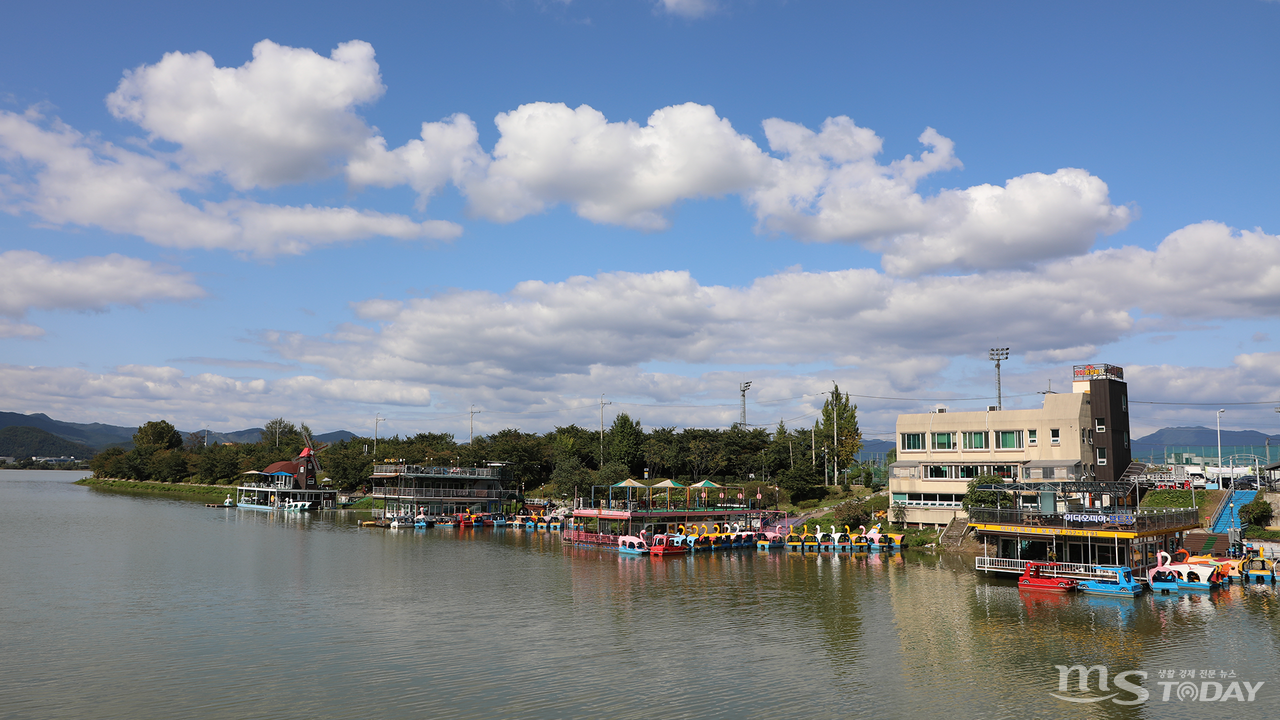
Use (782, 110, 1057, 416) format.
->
(1018, 562, 1078, 592)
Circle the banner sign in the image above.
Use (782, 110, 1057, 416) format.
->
(1065, 512, 1135, 525)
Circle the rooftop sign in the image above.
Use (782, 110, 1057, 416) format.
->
(1073, 363, 1124, 382)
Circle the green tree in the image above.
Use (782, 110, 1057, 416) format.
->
(721, 425, 769, 482)
(642, 426, 679, 479)
(598, 461, 630, 487)
(91, 447, 129, 478)
(549, 456, 592, 498)
(487, 428, 551, 488)
(320, 440, 374, 491)
(133, 420, 183, 450)
(607, 413, 644, 475)
(962, 475, 1014, 509)
(261, 418, 302, 450)
(816, 383, 862, 478)
(685, 436, 725, 482)
(149, 448, 190, 482)
(196, 443, 243, 484)
(779, 462, 821, 502)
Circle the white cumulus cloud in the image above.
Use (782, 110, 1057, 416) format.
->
(462, 102, 768, 230)
(0, 250, 205, 335)
(107, 39, 384, 189)
(0, 110, 459, 257)
(749, 119, 1132, 274)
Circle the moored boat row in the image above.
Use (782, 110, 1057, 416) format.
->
(782, 524, 905, 553)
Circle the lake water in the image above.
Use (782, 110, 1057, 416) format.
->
(1, 469, 1277, 719)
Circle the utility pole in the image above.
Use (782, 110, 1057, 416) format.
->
(599, 394, 612, 468)
(739, 381, 752, 426)
(833, 390, 839, 486)
(989, 347, 1010, 410)
(469, 405, 482, 445)
(373, 413, 384, 459)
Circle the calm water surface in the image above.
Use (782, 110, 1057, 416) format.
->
(1, 470, 1277, 719)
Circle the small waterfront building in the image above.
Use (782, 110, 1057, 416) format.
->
(369, 463, 514, 517)
(239, 447, 338, 509)
(890, 363, 1199, 579)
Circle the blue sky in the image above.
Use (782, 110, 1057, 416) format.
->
(3, 0, 1279, 442)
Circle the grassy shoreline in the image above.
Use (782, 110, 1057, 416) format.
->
(75, 477, 238, 501)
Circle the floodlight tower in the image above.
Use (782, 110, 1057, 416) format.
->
(740, 381, 752, 426)
(989, 347, 1010, 410)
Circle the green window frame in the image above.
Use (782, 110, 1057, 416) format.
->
(931, 432, 954, 450)
(962, 431, 987, 449)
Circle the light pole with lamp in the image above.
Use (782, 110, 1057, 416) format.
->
(374, 413, 384, 460)
(1217, 409, 1225, 491)
(989, 347, 1010, 410)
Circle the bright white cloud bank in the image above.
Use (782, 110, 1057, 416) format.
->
(258, 220, 1280, 396)
(0, 39, 1132, 270)
(6, 220, 1276, 432)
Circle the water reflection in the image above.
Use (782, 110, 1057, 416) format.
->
(4, 471, 1280, 719)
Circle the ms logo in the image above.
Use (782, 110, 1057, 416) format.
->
(1052, 665, 1148, 705)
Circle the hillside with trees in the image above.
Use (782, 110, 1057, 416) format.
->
(0, 426, 96, 460)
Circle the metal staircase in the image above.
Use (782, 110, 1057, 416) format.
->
(1211, 490, 1255, 534)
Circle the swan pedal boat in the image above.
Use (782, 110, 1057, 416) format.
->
(1148, 550, 1223, 592)
(756, 531, 785, 550)
(618, 535, 650, 554)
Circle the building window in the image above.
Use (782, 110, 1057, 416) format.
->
(901, 433, 923, 451)
(927, 465, 951, 478)
(1028, 429, 1037, 446)
(1124, 431, 1130, 449)
(962, 431, 988, 449)
(1050, 428, 1060, 445)
(931, 432, 955, 450)
(997, 430, 1023, 449)
(1121, 393, 1127, 411)
(1096, 418, 1106, 433)
(1097, 447, 1108, 466)
(958, 465, 979, 478)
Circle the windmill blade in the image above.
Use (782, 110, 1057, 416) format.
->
(302, 429, 324, 476)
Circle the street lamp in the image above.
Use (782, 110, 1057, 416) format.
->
(1216, 409, 1225, 490)
(374, 413, 384, 460)
(989, 348, 1010, 410)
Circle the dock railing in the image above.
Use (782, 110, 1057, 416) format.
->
(974, 557, 1130, 581)
(967, 505, 1198, 532)
(372, 465, 506, 479)
(371, 486, 510, 500)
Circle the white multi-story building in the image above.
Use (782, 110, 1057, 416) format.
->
(890, 391, 1096, 528)
(889, 364, 1135, 528)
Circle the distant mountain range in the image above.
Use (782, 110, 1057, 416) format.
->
(2, 409, 1276, 458)
(0, 412, 356, 454)
(1134, 427, 1280, 449)
(0, 426, 95, 459)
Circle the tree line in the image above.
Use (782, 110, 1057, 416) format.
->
(91, 384, 884, 498)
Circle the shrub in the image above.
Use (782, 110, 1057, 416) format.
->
(1240, 498, 1274, 528)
